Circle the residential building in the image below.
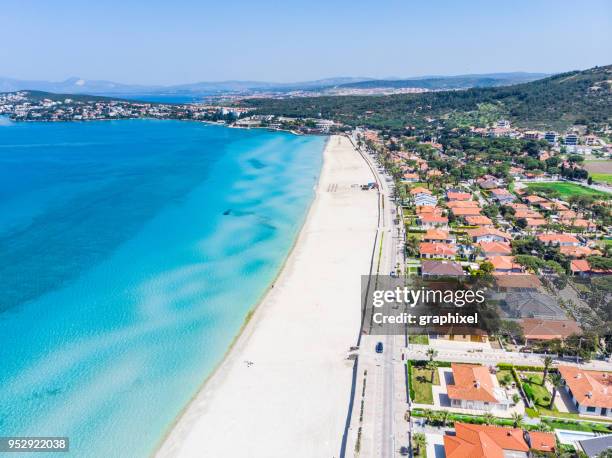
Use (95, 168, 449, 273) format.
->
(466, 215, 493, 227)
(444, 423, 555, 458)
(501, 291, 566, 319)
(519, 318, 581, 344)
(558, 366, 612, 417)
(447, 191, 472, 201)
(419, 242, 457, 260)
(418, 213, 449, 229)
(420, 260, 465, 277)
(537, 233, 580, 247)
(564, 133, 578, 146)
(423, 228, 455, 244)
(477, 241, 512, 257)
(488, 256, 523, 274)
(490, 188, 515, 204)
(544, 131, 557, 144)
(446, 364, 512, 411)
(467, 228, 512, 244)
(578, 435, 612, 458)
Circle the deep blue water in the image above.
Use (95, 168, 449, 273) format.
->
(104, 94, 208, 104)
(0, 118, 324, 457)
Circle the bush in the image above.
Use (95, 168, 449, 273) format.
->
(407, 361, 415, 401)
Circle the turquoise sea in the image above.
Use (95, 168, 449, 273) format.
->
(0, 119, 324, 457)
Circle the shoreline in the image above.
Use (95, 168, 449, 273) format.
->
(151, 135, 330, 453)
(156, 135, 378, 458)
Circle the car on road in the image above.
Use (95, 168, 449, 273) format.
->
(375, 342, 384, 353)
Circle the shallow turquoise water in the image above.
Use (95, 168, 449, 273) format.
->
(0, 119, 324, 457)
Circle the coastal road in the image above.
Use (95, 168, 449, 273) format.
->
(350, 135, 406, 458)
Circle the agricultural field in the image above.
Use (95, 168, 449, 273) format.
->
(526, 181, 610, 199)
(585, 161, 612, 184)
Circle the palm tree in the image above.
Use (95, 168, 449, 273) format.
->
(548, 372, 564, 410)
(511, 412, 523, 428)
(423, 409, 434, 425)
(412, 432, 427, 456)
(483, 413, 495, 425)
(426, 347, 438, 362)
(440, 410, 450, 427)
(426, 359, 439, 383)
(542, 356, 553, 385)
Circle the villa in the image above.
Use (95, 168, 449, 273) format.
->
(558, 366, 612, 417)
(446, 363, 512, 411)
(444, 423, 555, 458)
(467, 228, 512, 244)
(419, 242, 456, 260)
(537, 233, 580, 247)
(423, 228, 455, 244)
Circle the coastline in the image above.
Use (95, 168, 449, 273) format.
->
(156, 135, 378, 458)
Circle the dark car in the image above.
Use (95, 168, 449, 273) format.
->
(375, 342, 384, 353)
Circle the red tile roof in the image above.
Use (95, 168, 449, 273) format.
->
(520, 318, 581, 341)
(447, 364, 498, 403)
(466, 215, 493, 226)
(558, 366, 612, 409)
(537, 233, 580, 245)
(478, 241, 512, 256)
(444, 423, 531, 458)
(419, 242, 456, 257)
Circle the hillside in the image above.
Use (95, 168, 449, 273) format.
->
(241, 65, 612, 131)
(336, 72, 548, 90)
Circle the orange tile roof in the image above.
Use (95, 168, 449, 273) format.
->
(466, 228, 511, 241)
(560, 245, 594, 258)
(419, 214, 449, 224)
(447, 191, 472, 201)
(419, 242, 456, 256)
(514, 209, 542, 219)
(488, 256, 522, 271)
(520, 318, 581, 341)
(466, 215, 493, 226)
(447, 364, 498, 403)
(452, 207, 482, 216)
(416, 205, 442, 215)
(444, 423, 552, 458)
(526, 218, 547, 227)
(529, 431, 557, 453)
(570, 259, 590, 273)
(478, 241, 511, 255)
(448, 200, 480, 208)
(526, 195, 547, 204)
(410, 186, 432, 195)
(424, 228, 452, 241)
(558, 366, 612, 409)
(538, 234, 580, 244)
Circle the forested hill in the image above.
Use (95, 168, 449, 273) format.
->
(241, 65, 612, 131)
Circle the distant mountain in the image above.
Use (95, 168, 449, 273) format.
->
(0, 77, 156, 95)
(0, 73, 547, 97)
(0, 76, 373, 96)
(337, 72, 549, 90)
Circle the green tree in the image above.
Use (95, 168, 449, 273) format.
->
(511, 412, 524, 428)
(412, 433, 427, 456)
(548, 372, 564, 409)
(542, 356, 553, 385)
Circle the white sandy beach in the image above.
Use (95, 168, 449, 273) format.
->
(156, 135, 378, 458)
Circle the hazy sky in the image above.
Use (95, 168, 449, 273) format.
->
(2, 0, 611, 85)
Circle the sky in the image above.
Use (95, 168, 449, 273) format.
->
(1, 0, 611, 85)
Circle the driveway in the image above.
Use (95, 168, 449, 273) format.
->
(425, 433, 446, 458)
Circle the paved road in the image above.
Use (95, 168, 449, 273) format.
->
(357, 140, 405, 458)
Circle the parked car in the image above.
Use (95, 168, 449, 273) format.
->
(375, 342, 384, 353)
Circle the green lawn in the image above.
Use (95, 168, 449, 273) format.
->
(411, 367, 440, 404)
(496, 370, 514, 387)
(409, 334, 430, 345)
(590, 173, 612, 184)
(526, 182, 610, 199)
(521, 373, 552, 408)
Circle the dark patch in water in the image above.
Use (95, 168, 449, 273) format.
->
(223, 209, 231, 215)
(248, 158, 266, 169)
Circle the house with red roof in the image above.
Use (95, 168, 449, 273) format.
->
(537, 233, 580, 247)
(465, 215, 493, 227)
(423, 228, 455, 244)
(477, 241, 512, 258)
(488, 256, 523, 274)
(419, 242, 456, 260)
(418, 213, 449, 229)
(444, 423, 555, 458)
(520, 318, 581, 345)
(447, 191, 472, 201)
(447, 363, 512, 411)
(467, 228, 512, 244)
(558, 366, 612, 417)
